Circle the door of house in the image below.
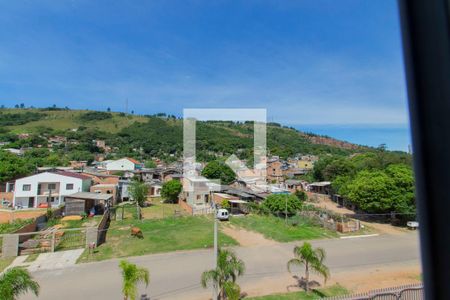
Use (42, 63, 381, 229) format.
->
(28, 197, 35, 208)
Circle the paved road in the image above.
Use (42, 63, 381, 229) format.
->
(20, 233, 421, 300)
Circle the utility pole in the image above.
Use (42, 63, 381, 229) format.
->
(285, 196, 288, 225)
(213, 206, 218, 300)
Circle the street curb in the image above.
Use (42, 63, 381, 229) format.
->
(340, 234, 380, 239)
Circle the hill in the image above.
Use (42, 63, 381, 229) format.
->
(0, 108, 148, 133)
(0, 107, 368, 160)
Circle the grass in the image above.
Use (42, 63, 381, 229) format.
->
(59, 216, 102, 228)
(0, 219, 34, 234)
(229, 214, 337, 242)
(246, 284, 349, 299)
(141, 201, 188, 219)
(77, 216, 238, 263)
(24, 253, 39, 263)
(3, 109, 148, 134)
(0, 257, 15, 272)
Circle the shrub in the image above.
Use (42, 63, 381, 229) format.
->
(262, 194, 303, 215)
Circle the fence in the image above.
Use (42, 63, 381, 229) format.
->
(96, 208, 111, 246)
(325, 283, 424, 300)
(192, 207, 214, 215)
(113, 204, 141, 221)
(267, 208, 361, 234)
(1, 222, 109, 257)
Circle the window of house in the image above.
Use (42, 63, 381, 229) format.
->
(48, 183, 56, 190)
(66, 183, 74, 190)
(22, 184, 31, 191)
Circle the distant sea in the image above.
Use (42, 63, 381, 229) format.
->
(293, 124, 412, 152)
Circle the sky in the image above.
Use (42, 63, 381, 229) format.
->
(0, 1, 411, 149)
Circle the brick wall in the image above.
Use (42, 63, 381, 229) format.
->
(178, 199, 193, 215)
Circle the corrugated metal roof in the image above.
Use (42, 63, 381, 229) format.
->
(66, 192, 112, 201)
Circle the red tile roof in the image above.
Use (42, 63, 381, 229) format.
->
(55, 171, 92, 180)
(126, 157, 141, 165)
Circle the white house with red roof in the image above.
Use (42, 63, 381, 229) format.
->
(105, 157, 142, 172)
(13, 172, 92, 208)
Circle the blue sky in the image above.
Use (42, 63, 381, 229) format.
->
(0, 0, 409, 127)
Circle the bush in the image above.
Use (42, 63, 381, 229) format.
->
(262, 194, 303, 215)
(161, 180, 182, 202)
(294, 190, 307, 201)
(221, 199, 230, 209)
(78, 111, 112, 122)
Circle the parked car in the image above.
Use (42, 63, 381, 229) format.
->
(216, 209, 229, 221)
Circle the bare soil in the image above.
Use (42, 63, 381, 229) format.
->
(308, 194, 408, 235)
(0, 209, 46, 224)
(221, 224, 278, 247)
(332, 264, 422, 293)
(241, 264, 421, 298)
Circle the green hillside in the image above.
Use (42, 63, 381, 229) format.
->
(1, 108, 148, 133)
(0, 107, 413, 185)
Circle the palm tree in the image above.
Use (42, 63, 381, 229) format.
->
(201, 248, 245, 300)
(287, 242, 330, 292)
(119, 260, 150, 300)
(0, 267, 40, 300)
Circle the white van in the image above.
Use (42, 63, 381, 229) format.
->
(216, 209, 229, 221)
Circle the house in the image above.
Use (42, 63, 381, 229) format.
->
(297, 155, 319, 170)
(213, 193, 248, 214)
(13, 172, 92, 209)
(81, 171, 119, 185)
(0, 181, 15, 204)
(70, 161, 88, 169)
(134, 167, 182, 183)
(308, 181, 332, 194)
(148, 180, 163, 198)
(65, 192, 113, 216)
(266, 158, 284, 183)
(118, 179, 132, 201)
(283, 167, 308, 178)
(94, 139, 111, 153)
(90, 184, 119, 203)
(212, 192, 239, 205)
(284, 179, 305, 193)
(179, 176, 219, 212)
(105, 158, 143, 172)
(48, 136, 67, 147)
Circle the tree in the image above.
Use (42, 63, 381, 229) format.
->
(294, 190, 307, 202)
(262, 194, 302, 215)
(119, 260, 149, 300)
(287, 242, 329, 292)
(160, 180, 182, 202)
(0, 267, 40, 300)
(144, 160, 156, 168)
(107, 107, 111, 112)
(128, 180, 149, 207)
(201, 161, 236, 185)
(0, 150, 31, 182)
(201, 248, 245, 300)
(343, 170, 392, 213)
